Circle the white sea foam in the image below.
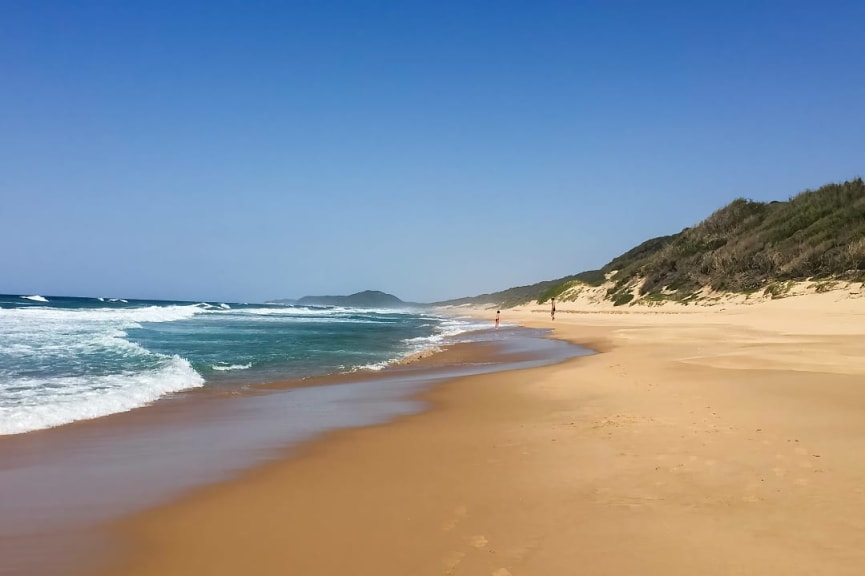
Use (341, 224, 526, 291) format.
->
(194, 302, 230, 310)
(0, 304, 203, 326)
(0, 356, 204, 435)
(0, 302, 211, 435)
(21, 295, 48, 302)
(441, 318, 491, 338)
(0, 305, 206, 372)
(354, 361, 390, 372)
(238, 306, 344, 316)
(350, 315, 491, 373)
(211, 363, 252, 371)
(239, 305, 417, 317)
(233, 307, 392, 323)
(406, 317, 489, 347)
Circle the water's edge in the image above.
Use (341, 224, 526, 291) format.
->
(0, 326, 593, 576)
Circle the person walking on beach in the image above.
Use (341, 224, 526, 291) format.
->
(550, 298, 556, 321)
(495, 310, 500, 329)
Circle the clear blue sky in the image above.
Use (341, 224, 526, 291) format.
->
(2, 1, 863, 303)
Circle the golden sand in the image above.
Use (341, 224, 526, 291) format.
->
(96, 289, 865, 575)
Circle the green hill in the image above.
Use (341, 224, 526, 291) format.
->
(438, 178, 865, 307)
(296, 290, 409, 308)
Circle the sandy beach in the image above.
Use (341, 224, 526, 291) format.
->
(7, 3, 864, 575)
(91, 288, 865, 575)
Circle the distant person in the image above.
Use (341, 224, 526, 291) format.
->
(495, 310, 500, 329)
(551, 298, 556, 321)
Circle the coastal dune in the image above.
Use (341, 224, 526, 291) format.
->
(96, 291, 865, 575)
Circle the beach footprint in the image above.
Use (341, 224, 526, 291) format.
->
(443, 505, 468, 532)
(441, 530, 493, 574)
(442, 551, 465, 575)
(503, 537, 541, 564)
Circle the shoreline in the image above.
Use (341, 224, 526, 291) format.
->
(0, 324, 587, 576)
(89, 293, 865, 575)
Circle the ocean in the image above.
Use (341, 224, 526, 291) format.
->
(0, 293, 488, 435)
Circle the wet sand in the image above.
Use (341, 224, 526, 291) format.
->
(0, 326, 585, 576)
(90, 291, 865, 575)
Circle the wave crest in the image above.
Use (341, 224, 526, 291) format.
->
(0, 356, 204, 435)
(211, 363, 252, 371)
(21, 295, 48, 302)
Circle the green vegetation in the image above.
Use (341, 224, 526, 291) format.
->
(571, 269, 607, 286)
(679, 292, 701, 305)
(810, 280, 839, 293)
(642, 292, 671, 303)
(763, 280, 795, 299)
(612, 293, 634, 306)
(538, 279, 581, 304)
(630, 178, 865, 296)
(603, 234, 678, 275)
(436, 178, 865, 308)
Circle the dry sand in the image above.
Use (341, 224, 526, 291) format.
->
(96, 289, 865, 575)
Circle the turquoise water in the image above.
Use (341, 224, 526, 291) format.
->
(0, 293, 488, 435)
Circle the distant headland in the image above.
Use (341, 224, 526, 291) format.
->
(270, 290, 416, 309)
